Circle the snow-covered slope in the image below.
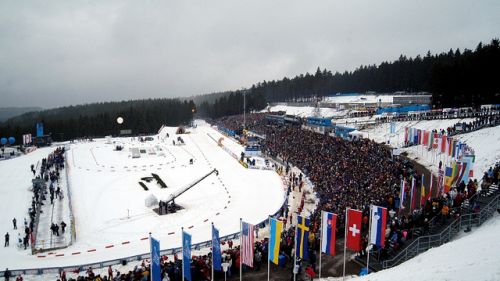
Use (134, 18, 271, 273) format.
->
(350, 214, 500, 281)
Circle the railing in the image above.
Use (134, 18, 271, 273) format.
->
(381, 189, 500, 269)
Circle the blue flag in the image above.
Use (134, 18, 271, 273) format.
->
(212, 225, 222, 271)
(182, 231, 192, 281)
(150, 236, 161, 281)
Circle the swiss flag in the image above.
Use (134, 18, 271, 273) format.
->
(346, 209, 363, 251)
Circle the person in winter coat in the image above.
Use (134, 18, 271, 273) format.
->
(4, 233, 9, 247)
(3, 268, 11, 281)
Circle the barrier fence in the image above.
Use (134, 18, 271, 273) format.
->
(380, 188, 500, 269)
(1, 196, 285, 277)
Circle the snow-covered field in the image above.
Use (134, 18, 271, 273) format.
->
(0, 122, 285, 270)
(323, 94, 395, 104)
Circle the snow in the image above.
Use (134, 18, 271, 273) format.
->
(358, 119, 500, 177)
(323, 94, 395, 104)
(1, 109, 499, 280)
(0, 122, 285, 270)
(350, 214, 500, 281)
(265, 105, 344, 118)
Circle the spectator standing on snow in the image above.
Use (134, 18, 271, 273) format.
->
(4, 233, 9, 247)
(3, 268, 11, 281)
(12, 218, 16, 230)
(61, 221, 67, 234)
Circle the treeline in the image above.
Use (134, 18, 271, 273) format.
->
(0, 99, 196, 141)
(197, 39, 500, 117)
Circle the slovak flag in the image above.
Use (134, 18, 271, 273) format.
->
(369, 206, 387, 248)
(346, 209, 362, 251)
(321, 211, 337, 256)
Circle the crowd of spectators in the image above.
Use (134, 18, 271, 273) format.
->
(212, 113, 485, 265)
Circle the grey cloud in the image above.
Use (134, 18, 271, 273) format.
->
(0, 0, 499, 108)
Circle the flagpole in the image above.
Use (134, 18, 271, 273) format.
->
(293, 221, 297, 281)
(181, 227, 184, 281)
(319, 211, 323, 279)
(267, 216, 271, 281)
(239, 218, 242, 281)
(211, 223, 215, 281)
(366, 206, 372, 274)
(342, 208, 348, 281)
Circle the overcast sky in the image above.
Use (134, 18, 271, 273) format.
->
(1, 0, 499, 108)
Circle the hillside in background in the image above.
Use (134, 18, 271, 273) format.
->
(2, 39, 498, 140)
(0, 98, 196, 141)
(0, 107, 42, 122)
(197, 39, 500, 118)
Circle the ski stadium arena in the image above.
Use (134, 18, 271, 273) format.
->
(0, 121, 296, 272)
(0, 105, 499, 281)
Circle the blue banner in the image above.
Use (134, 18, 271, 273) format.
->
(182, 231, 192, 281)
(212, 225, 222, 271)
(150, 236, 161, 281)
(36, 122, 44, 137)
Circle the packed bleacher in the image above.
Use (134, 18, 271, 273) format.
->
(211, 113, 494, 270)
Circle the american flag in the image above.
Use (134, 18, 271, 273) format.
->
(241, 221, 254, 267)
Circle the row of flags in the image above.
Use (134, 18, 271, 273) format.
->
(403, 127, 475, 162)
(404, 126, 476, 194)
(149, 224, 224, 281)
(444, 155, 476, 193)
(149, 207, 389, 281)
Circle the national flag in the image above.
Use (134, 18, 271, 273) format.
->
(295, 216, 310, 260)
(241, 221, 254, 267)
(413, 128, 419, 144)
(444, 166, 453, 193)
(423, 130, 430, 146)
(182, 231, 192, 281)
(269, 218, 283, 264)
(212, 225, 222, 271)
(399, 179, 406, 209)
(346, 209, 362, 251)
(404, 127, 409, 143)
(438, 168, 445, 195)
(410, 176, 417, 211)
(321, 211, 337, 256)
(150, 236, 161, 281)
(462, 155, 475, 180)
(390, 122, 396, 134)
(454, 162, 467, 186)
(432, 133, 440, 149)
(441, 135, 447, 153)
(369, 206, 387, 248)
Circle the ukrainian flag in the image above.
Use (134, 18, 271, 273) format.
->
(269, 218, 283, 264)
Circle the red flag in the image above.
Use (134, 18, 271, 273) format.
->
(423, 131, 430, 146)
(432, 133, 440, 149)
(345, 209, 362, 251)
(441, 135, 447, 153)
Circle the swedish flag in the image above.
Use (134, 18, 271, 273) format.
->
(269, 218, 283, 264)
(295, 216, 310, 260)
